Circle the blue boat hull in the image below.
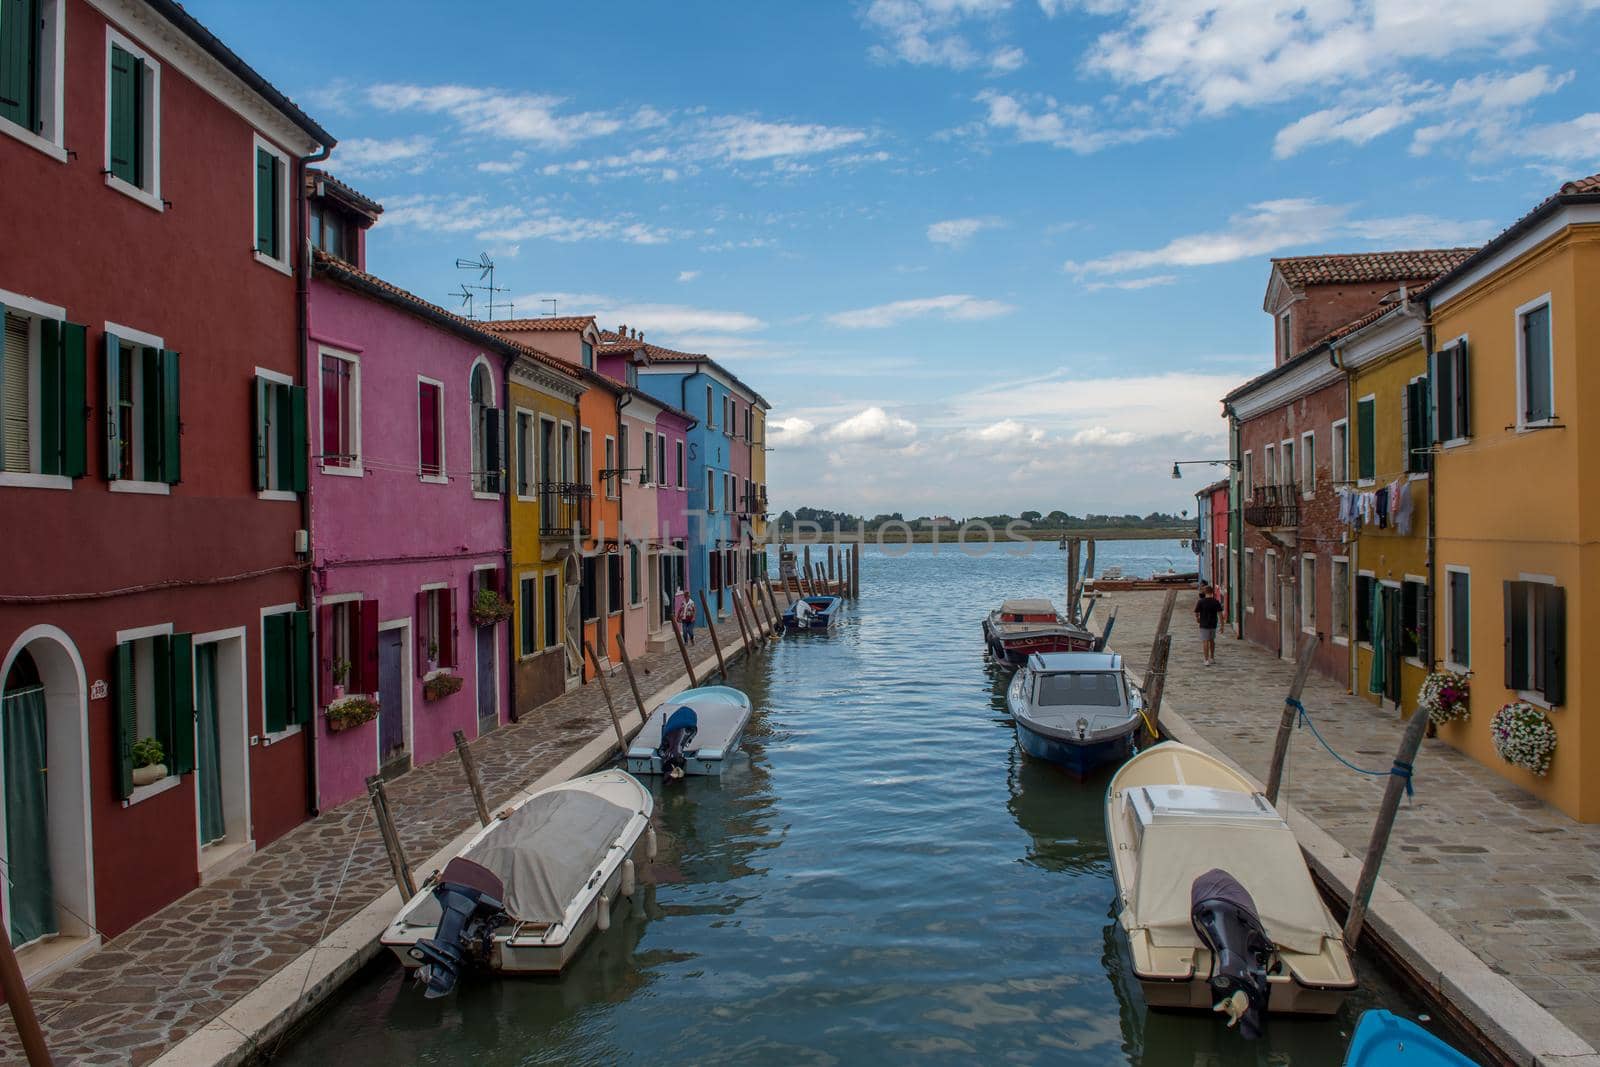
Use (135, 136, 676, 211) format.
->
(1014, 719, 1135, 776)
(783, 596, 841, 631)
(1343, 1011, 1477, 1067)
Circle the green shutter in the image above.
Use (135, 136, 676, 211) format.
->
(140, 346, 161, 478)
(158, 348, 180, 483)
(56, 321, 85, 476)
(252, 376, 269, 490)
(255, 147, 278, 257)
(168, 632, 194, 775)
(0, 0, 40, 131)
(288, 384, 308, 493)
(1357, 399, 1375, 481)
(290, 609, 313, 725)
(151, 632, 173, 762)
(103, 334, 122, 480)
(37, 316, 59, 475)
(114, 641, 135, 800)
(109, 45, 142, 187)
(264, 612, 288, 733)
(1541, 585, 1565, 707)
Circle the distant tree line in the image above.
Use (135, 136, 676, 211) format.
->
(775, 508, 1187, 532)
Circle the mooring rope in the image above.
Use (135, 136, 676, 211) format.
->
(1285, 697, 1415, 797)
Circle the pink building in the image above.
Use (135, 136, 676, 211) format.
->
(655, 407, 695, 641)
(305, 184, 513, 806)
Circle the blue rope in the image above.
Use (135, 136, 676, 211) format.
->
(1285, 697, 1414, 797)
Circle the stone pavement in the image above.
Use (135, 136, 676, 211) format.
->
(0, 618, 754, 1066)
(1101, 589, 1600, 1047)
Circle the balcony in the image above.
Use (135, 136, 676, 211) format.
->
(1244, 483, 1300, 529)
(538, 482, 592, 537)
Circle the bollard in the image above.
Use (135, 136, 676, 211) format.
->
(452, 729, 490, 827)
(698, 591, 729, 681)
(584, 639, 631, 757)
(616, 640, 649, 724)
(366, 775, 417, 899)
(670, 617, 698, 688)
(1344, 705, 1430, 948)
(1265, 636, 1322, 807)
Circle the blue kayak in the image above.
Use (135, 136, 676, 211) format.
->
(1344, 1011, 1478, 1066)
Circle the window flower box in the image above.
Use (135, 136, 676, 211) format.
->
(1418, 669, 1470, 726)
(470, 588, 513, 628)
(327, 695, 380, 733)
(423, 670, 464, 702)
(1490, 701, 1557, 775)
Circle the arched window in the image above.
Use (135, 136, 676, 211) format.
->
(470, 363, 500, 493)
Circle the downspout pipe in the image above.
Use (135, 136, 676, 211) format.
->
(500, 352, 517, 724)
(1330, 342, 1356, 696)
(1415, 297, 1439, 674)
(296, 141, 331, 818)
(615, 389, 633, 657)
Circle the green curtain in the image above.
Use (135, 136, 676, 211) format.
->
(3, 687, 56, 946)
(1368, 582, 1387, 696)
(195, 646, 225, 846)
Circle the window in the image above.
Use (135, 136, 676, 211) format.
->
(642, 431, 654, 485)
(1431, 340, 1471, 443)
(1446, 567, 1470, 668)
(309, 203, 349, 261)
(657, 433, 667, 488)
(705, 384, 714, 427)
(1280, 440, 1294, 489)
(1243, 548, 1253, 612)
(1330, 419, 1348, 484)
(1505, 579, 1564, 705)
(261, 609, 314, 735)
(1517, 299, 1554, 426)
(1300, 431, 1315, 496)
(723, 396, 733, 437)
(113, 628, 197, 799)
(1276, 309, 1292, 362)
(706, 469, 716, 512)
(317, 349, 357, 473)
(1356, 397, 1376, 483)
(0, 295, 86, 482)
(1330, 558, 1350, 642)
(253, 137, 289, 269)
(470, 362, 501, 494)
(0, 0, 66, 157)
(104, 329, 180, 485)
(607, 553, 623, 615)
(1263, 444, 1276, 489)
(318, 599, 377, 700)
(628, 543, 642, 606)
(620, 425, 630, 484)
(415, 587, 457, 672)
(520, 576, 537, 657)
(603, 434, 616, 499)
(1404, 377, 1430, 474)
(516, 411, 534, 497)
(743, 407, 751, 443)
(580, 429, 592, 490)
(1264, 552, 1278, 618)
(1400, 579, 1428, 662)
(581, 341, 594, 370)
(105, 33, 160, 208)
(254, 371, 308, 493)
(542, 572, 559, 650)
(1242, 450, 1253, 499)
(417, 379, 444, 480)
(676, 440, 685, 488)
(580, 557, 598, 622)
(1355, 573, 1375, 644)
(1300, 555, 1316, 633)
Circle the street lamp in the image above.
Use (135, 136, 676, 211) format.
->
(1171, 459, 1239, 479)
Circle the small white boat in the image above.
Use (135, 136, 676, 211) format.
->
(1106, 743, 1355, 1035)
(1006, 652, 1144, 777)
(626, 686, 752, 778)
(381, 769, 653, 994)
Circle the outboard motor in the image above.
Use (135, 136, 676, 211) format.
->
(412, 858, 507, 998)
(658, 706, 699, 780)
(1190, 868, 1273, 1040)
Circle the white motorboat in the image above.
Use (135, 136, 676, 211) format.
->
(626, 685, 752, 778)
(1105, 743, 1356, 1035)
(381, 768, 653, 994)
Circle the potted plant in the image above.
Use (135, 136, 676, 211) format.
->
(1417, 669, 1470, 726)
(332, 658, 351, 702)
(423, 671, 464, 702)
(327, 695, 380, 733)
(132, 737, 167, 786)
(470, 587, 513, 627)
(1490, 701, 1558, 775)
(427, 640, 439, 674)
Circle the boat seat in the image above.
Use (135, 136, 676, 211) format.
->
(440, 857, 506, 901)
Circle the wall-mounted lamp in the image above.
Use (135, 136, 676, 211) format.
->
(1171, 459, 1240, 480)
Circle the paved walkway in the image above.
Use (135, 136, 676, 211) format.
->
(1101, 589, 1600, 1047)
(0, 618, 756, 1065)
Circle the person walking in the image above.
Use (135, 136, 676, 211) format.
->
(1194, 584, 1224, 666)
(676, 589, 697, 644)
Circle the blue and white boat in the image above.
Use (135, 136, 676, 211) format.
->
(783, 595, 841, 631)
(1343, 1010, 1478, 1066)
(1006, 651, 1143, 776)
(625, 686, 752, 778)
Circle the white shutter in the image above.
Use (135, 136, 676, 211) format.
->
(2, 312, 30, 472)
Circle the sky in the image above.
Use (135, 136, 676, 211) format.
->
(196, 0, 1600, 520)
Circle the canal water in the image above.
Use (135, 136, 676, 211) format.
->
(277, 541, 1452, 1065)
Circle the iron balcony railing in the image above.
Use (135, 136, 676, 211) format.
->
(537, 481, 592, 537)
(1243, 482, 1300, 529)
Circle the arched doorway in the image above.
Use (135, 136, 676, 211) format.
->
(0, 628, 95, 978)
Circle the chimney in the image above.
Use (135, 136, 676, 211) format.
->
(617, 323, 627, 339)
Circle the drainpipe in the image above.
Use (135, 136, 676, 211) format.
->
(296, 142, 331, 818)
(1330, 341, 1356, 696)
(500, 350, 517, 724)
(615, 389, 633, 657)
(1413, 293, 1438, 674)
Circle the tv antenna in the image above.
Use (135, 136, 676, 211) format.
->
(451, 284, 475, 320)
(451, 252, 514, 320)
(542, 298, 558, 317)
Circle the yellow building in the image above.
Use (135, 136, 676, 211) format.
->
(750, 401, 770, 545)
(1334, 311, 1433, 719)
(506, 349, 586, 714)
(1426, 173, 1600, 820)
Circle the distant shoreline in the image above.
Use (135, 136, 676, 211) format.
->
(770, 527, 1190, 545)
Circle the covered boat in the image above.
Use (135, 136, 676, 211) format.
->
(381, 769, 653, 994)
(1007, 651, 1143, 776)
(626, 686, 752, 778)
(783, 595, 840, 631)
(1105, 743, 1356, 1033)
(983, 598, 1094, 666)
(1343, 1010, 1477, 1066)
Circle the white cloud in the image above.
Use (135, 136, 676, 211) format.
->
(511, 295, 766, 337)
(378, 194, 523, 233)
(677, 270, 701, 283)
(698, 116, 869, 161)
(326, 135, 434, 175)
(825, 406, 919, 443)
(861, 0, 1025, 74)
(972, 89, 1168, 153)
(769, 417, 817, 444)
(1510, 111, 1600, 163)
(1065, 198, 1489, 276)
(952, 369, 1244, 441)
(827, 294, 1017, 328)
(1083, 274, 1178, 291)
(927, 216, 1004, 246)
(969, 418, 1045, 444)
(1070, 425, 1139, 447)
(1274, 104, 1413, 159)
(368, 84, 625, 147)
(476, 159, 522, 174)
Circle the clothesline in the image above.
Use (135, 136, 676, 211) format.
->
(1336, 479, 1417, 535)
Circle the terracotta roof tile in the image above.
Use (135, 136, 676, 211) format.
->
(307, 169, 382, 217)
(1560, 172, 1600, 195)
(485, 316, 596, 332)
(1271, 248, 1479, 288)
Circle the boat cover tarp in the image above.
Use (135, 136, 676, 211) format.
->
(632, 687, 750, 752)
(999, 598, 1056, 616)
(1133, 822, 1334, 954)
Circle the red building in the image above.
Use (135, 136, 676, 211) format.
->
(0, 0, 332, 974)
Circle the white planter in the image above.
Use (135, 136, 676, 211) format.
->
(132, 763, 167, 786)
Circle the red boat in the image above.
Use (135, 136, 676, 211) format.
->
(982, 599, 1095, 666)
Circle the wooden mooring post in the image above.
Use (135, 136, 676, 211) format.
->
(698, 591, 729, 681)
(1141, 632, 1172, 743)
(366, 775, 417, 899)
(452, 729, 490, 827)
(670, 618, 698, 688)
(1344, 705, 1430, 948)
(1264, 636, 1321, 807)
(616, 640, 649, 724)
(1143, 589, 1178, 685)
(778, 571, 795, 607)
(1084, 538, 1096, 581)
(764, 577, 786, 630)
(0, 929, 52, 1066)
(799, 565, 814, 597)
(852, 544, 861, 599)
(730, 586, 754, 648)
(1066, 537, 1081, 623)
(583, 639, 631, 757)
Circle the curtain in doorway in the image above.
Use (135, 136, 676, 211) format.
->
(195, 646, 226, 846)
(1367, 582, 1387, 697)
(3, 686, 56, 946)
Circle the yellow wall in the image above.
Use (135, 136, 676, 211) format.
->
(751, 406, 768, 542)
(1431, 224, 1600, 820)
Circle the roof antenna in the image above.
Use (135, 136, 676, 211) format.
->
(451, 283, 474, 320)
(452, 252, 514, 320)
(543, 298, 558, 318)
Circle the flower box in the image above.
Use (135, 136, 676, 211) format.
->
(423, 671, 464, 702)
(1490, 701, 1557, 775)
(470, 588, 514, 628)
(1418, 669, 1470, 726)
(327, 695, 380, 733)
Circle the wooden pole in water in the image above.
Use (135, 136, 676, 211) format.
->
(778, 570, 795, 607)
(616, 640, 649, 724)
(853, 544, 861, 599)
(730, 585, 754, 649)
(670, 617, 698, 688)
(804, 543, 812, 583)
(828, 543, 836, 586)
(762, 579, 782, 633)
(747, 586, 771, 638)
(366, 775, 417, 899)
(799, 565, 814, 597)
(1344, 705, 1429, 948)
(698, 591, 729, 681)
(1144, 589, 1178, 685)
(584, 639, 631, 756)
(1142, 632, 1172, 743)
(1265, 636, 1321, 807)
(452, 729, 490, 827)
(1085, 539, 1097, 580)
(0, 926, 52, 1066)
(1066, 537, 1081, 623)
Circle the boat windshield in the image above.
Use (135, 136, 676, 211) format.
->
(1034, 672, 1124, 707)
